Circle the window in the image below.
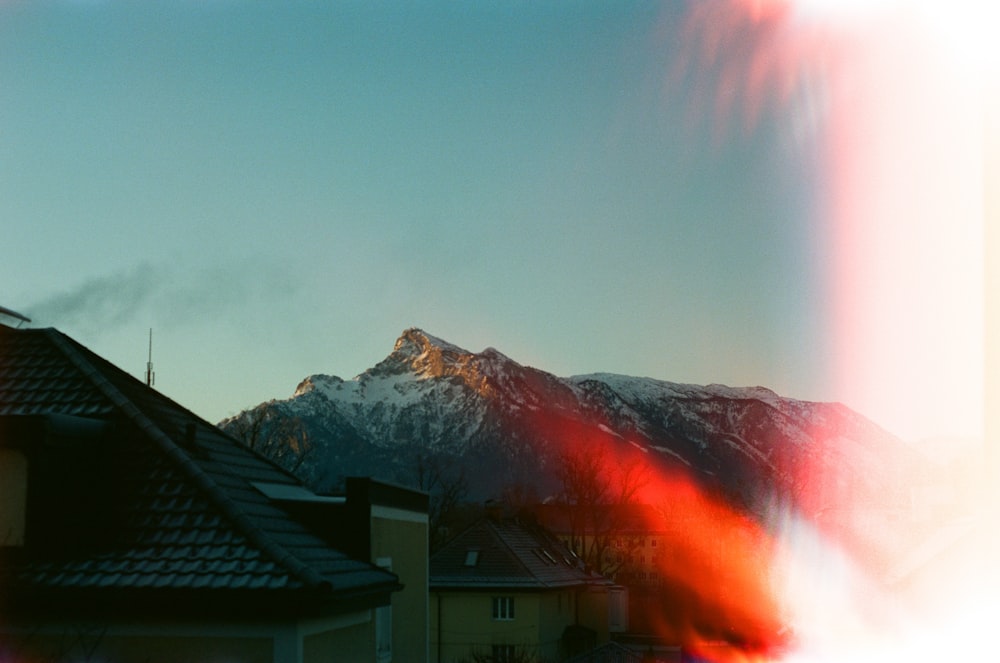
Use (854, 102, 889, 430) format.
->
(492, 596, 515, 620)
(464, 549, 480, 567)
(609, 587, 628, 632)
(376, 603, 392, 663)
(375, 557, 393, 662)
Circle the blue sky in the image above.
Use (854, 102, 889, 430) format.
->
(1, 1, 985, 441)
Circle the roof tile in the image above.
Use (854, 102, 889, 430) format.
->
(1, 326, 399, 607)
(431, 517, 604, 590)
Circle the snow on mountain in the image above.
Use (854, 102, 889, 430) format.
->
(220, 327, 928, 563)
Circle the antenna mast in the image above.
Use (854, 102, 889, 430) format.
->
(145, 328, 155, 387)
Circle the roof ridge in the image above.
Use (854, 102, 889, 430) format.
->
(45, 329, 332, 592)
(486, 518, 552, 587)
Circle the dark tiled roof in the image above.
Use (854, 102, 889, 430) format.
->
(0, 329, 112, 418)
(0, 326, 398, 612)
(430, 517, 602, 590)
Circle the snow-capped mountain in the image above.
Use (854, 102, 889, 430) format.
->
(220, 328, 922, 532)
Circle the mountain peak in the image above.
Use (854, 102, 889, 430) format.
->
(393, 328, 468, 358)
(368, 328, 472, 379)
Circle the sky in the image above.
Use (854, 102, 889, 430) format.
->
(1, 0, 991, 442)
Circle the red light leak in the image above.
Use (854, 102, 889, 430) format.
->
(637, 472, 788, 662)
(531, 413, 792, 662)
(523, 398, 925, 661)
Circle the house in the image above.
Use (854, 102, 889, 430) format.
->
(530, 503, 672, 588)
(531, 502, 778, 653)
(528, 503, 759, 590)
(0, 323, 427, 663)
(430, 509, 626, 663)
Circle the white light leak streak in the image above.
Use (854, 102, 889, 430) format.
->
(793, 0, 1000, 76)
(704, 1, 998, 660)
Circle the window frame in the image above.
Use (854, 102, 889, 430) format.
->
(375, 557, 393, 663)
(491, 595, 515, 621)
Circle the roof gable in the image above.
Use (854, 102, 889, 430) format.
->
(0, 326, 397, 612)
(430, 516, 599, 590)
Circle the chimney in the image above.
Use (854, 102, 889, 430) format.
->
(485, 499, 504, 523)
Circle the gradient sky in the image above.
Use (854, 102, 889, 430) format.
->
(1, 1, 987, 442)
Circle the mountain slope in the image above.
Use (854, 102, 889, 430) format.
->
(220, 328, 918, 527)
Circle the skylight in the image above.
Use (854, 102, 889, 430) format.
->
(464, 550, 480, 567)
(532, 548, 559, 565)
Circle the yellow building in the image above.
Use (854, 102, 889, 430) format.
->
(251, 476, 431, 663)
(531, 503, 674, 588)
(0, 323, 425, 663)
(430, 514, 626, 663)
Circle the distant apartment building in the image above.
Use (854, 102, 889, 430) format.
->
(531, 503, 763, 591)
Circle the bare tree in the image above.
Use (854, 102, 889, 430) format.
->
(499, 481, 540, 511)
(414, 452, 471, 552)
(459, 644, 544, 663)
(553, 446, 649, 579)
(225, 402, 314, 476)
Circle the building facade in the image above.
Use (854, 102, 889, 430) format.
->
(430, 514, 625, 663)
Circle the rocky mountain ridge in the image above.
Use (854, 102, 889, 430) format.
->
(220, 328, 920, 531)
